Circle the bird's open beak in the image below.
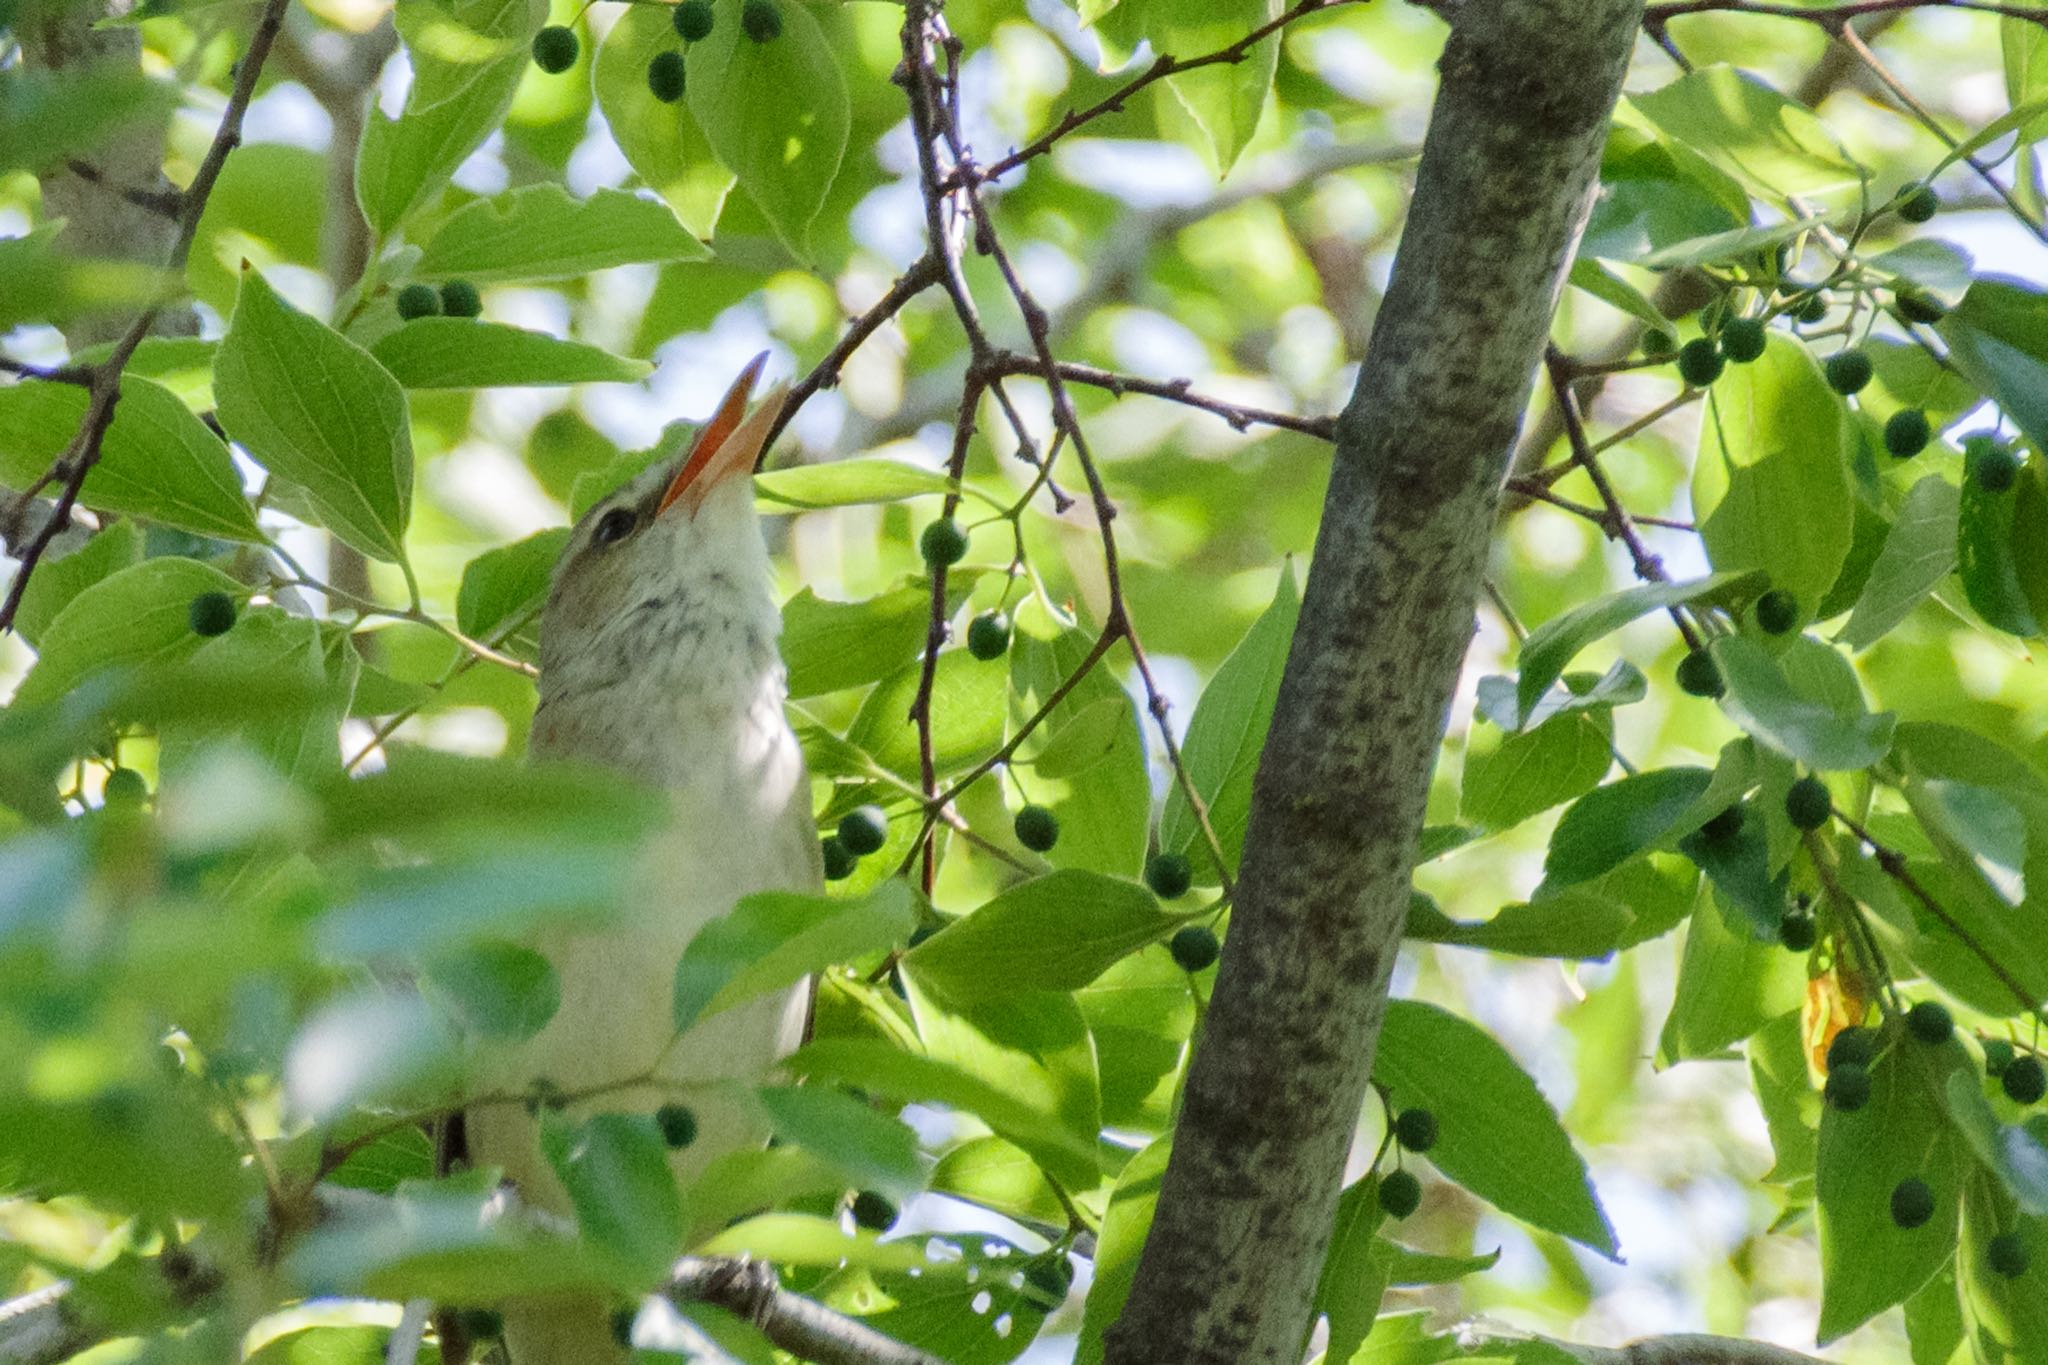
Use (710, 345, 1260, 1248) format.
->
(657, 351, 789, 518)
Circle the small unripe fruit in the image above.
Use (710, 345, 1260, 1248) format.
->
(188, 591, 236, 637)
(1720, 317, 1766, 363)
(1677, 337, 1724, 388)
(966, 610, 1011, 660)
(1785, 776, 1831, 831)
(1676, 650, 1722, 698)
(440, 279, 482, 318)
(102, 768, 148, 805)
(1895, 182, 1938, 223)
(1377, 1170, 1422, 1218)
(1779, 908, 1817, 952)
(1824, 349, 1873, 395)
(1169, 925, 1220, 973)
(1754, 588, 1798, 635)
(837, 805, 889, 857)
(1984, 1039, 2016, 1076)
(656, 1103, 697, 1148)
(741, 0, 781, 40)
(1795, 292, 1829, 323)
(647, 50, 686, 103)
(1824, 1062, 1871, 1111)
(672, 0, 713, 41)
(1987, 1232, 2031, 1279)
(1828, 1027, 1879, 1070)
(1895, 289, 1947, 325)
(1884, 408, 1931, 459)
(1394, 1107, 1438, 1153)
(1700, 805, 1744, 843)
(1890, 1177, 1934, 1229)
(821, 835, 857, 881)
(395, 283, 440, 320)
(1972, 440, 2020, 494)
(850, 1189, 897, 1231)
(1642, 329, 1677, 358)
(1907, 1000, 1953, 1044)
(1014, 803, 1060, 852)
(2003, 1054, 2047, 1105)
(531, 24, 578, 72)
(920, 517, 968, 568)
(1144, 852, 1192, 899)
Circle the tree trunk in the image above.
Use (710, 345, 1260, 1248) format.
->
(1102, 4, 1644, 1362)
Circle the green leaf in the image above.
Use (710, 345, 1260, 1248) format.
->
(755, 1085, 923, 1200)
(1711, 635, 1896, 771)
(1078, 949, 1195, 1133)
(215, 269, 414, 563)
(1160, 565, 1299, 871)
(683, 0, 850, 253)
(541, 1111, 686, 1283)
(1097, 0, 1278, 176)
(1862, 337, 1984, 432)
(1311, 1175, 1389, 1365)
(1958, 442, 2041, 637)
(0, 224, 169, 334)
(415, 184, 712, 282)
(1477, 661, 1645, 733)
(812, 1234, 1053, 1365)
(1868, 239, 1975, 303)
(1839, 476, 1960, 651)
(593, 4, 734, 237)
(1029, 696, 1132, 780)
(780, 587, 930, 700)
(1816, 1038, 1971, 1342)
(1373, 1000, 1618, 1258)
(1541, 766, 1713, 890)
(784, 1038, 1100, 1190)
(1074, 1137, 1169, 1365)
(847, 650, 1007, 780)
(370, 319, 650, 388)
(1693, 336, 1854, 611)
(672, 882, 916, 1034)
(1943, 1071, 2048, 1217)
(455, 527, 568, 659)
(1460, 708, 1613, 831)
(1659, 880, 1801, 1061)
(1629, 64, 1864, 197)
(14, 556, 244, 707)
(754, 458, 958, 510)
(1959, 1173, 2048, 1363)
(904, 870, 1172, 998)
(1941, 278, 2048, 456)
(12, 521, 143, 650)
(356, 0, 545, 235)
(1513, 573, 1761, 719)
(1679, 801, 1785, 939)
(0, 69, 179, 174)
(1405, 890, 1630, 961)
(1912, 779, 2027, 904)
(425, 940, 560, 1041)
(1567, 258, 1668, 329)
(0, 376, 261, 542)
(1580, 124, 1746, 262)
(0, 1084, 247, 1223)
(187, 143, 329, 315)
(323, 1122, 436, 1195)
(1637, 214, 1831, 271)
(929, 1135, 1069, 1230)
(1381, 1241, 1501, 1287)
(1748, 1011, 1820, 1189)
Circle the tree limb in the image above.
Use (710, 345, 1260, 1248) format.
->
(664, 1258, 946, 1365)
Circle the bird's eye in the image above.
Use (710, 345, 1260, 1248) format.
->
(592, 507, 639, 547)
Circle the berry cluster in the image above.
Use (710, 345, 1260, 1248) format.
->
(395, 279, 483, 321)
(531, 0, 784, 103)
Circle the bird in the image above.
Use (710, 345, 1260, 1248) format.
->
(463, 354, 822, 1363)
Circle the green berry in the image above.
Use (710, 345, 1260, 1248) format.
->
(821, 835, 857, 881)
(1971, 439, 2020, 494)
(531, 24, 578, 72)
(2003, 1054, 2047, 1105)
(1677, 337, 1724, 388)
(1884, 408, 1931, 459)
(1795, 292, 1830, 324)
(1676, 650, 1723, 699)
(966, 610, 1011, 660)
(1895, 182, 1938, 223)
(1824, 349, 1873, 395)
(672, 0, 713, 41)
(1828, 1027, 1879, 1070)
(1754, 588, 1799, 635)
(395, 283, 440, 320)
(1785, 776, 1831, 832)
(741, 0, 781, 40)
(188, 591, 236, 637)
(1144, 852, 1192, 900)
(439, 279, 482, 318)
(647, 50, 686, 103)
(1890, 1177, 1935, 1229)
(1896, 289, 1947, 325)
(656, 1103, 697, 1148)
(837, 805, 889, 857)
(920, 518, 969, 569)
(1907, 1000, 1953, 1044)
(1169, 925, 1220, 973)
(1642, 329, 1677, 358)
(1013, 803, 1060, 852)
(1700, 805, 1744, 843)
(850, 1189, 897, 1231)
(1987, 1232, 2031, 1279)
(1985, 1039, 2016, 1076)
(1393, 1107, 1437, 1153)
(1825, 1062, 1871, 1111)
(1720, 317, 1766, 363)
(1779, 908, 1817, 953)
(1377, 1170, 1422, 1219)
(102, 767, 148, 806)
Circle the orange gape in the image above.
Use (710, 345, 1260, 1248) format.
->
(1804, 962, 1878, 1079)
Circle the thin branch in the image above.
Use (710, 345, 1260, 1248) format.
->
(665, 1257, 947, 1365)
(990, 352, 1338, 440)
(762, 253, 947, 460)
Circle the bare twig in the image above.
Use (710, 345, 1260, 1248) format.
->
(988, 352, 1338, 440)
(762, 253, 947, 459)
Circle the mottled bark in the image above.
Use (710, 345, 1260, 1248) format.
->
(1102, 4, 1644, 1363)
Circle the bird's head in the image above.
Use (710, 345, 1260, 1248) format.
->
(537, 353, 788, 704)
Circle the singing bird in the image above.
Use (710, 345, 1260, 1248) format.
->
(465, 355, 822, 1362)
